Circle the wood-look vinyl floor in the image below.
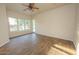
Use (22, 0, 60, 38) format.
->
(0, 33, 76, 55)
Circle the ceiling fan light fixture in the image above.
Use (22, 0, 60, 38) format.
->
(22, 3, 39, 12)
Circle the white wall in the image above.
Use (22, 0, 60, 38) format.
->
(76, 4, 79, 54)
(34, 4, 76, 41)
(0, 4, 9, 47)
(7, 10, 33, 38)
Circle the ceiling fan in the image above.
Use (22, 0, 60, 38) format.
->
(22, 3, 39, 12)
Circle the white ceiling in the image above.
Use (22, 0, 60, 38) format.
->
(6, 3, 68, 16)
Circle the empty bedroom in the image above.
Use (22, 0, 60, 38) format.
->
(0, 3, 79, 55)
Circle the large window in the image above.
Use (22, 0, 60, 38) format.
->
(8, 17, 31, 32)
(25, 20, 31, 30)
(9, 17, 17, 32)
(18, 19, 25, 31)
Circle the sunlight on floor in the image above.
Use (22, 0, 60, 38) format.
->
(77, 43, 79, 55)
(53, 44, 75, 54)
(47, 46, 68, 55)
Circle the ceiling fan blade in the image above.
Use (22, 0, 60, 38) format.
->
(22, 3, 39, 12)
(29, 3, 35, 6)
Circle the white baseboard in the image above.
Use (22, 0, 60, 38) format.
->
(36, 33, 73, 42)
(0, 39, 9, 47)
